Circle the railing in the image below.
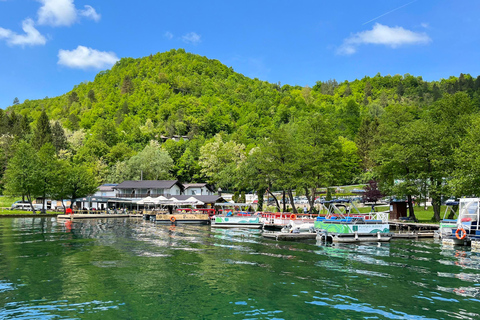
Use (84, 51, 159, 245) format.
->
(116, 194, 171, 198)
(373, 211, 390, 223)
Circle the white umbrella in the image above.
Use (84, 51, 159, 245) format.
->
(136, 196, 154, 205)
(185, 197, 204, 205)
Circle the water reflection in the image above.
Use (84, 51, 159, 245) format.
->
(0, 218, 480, 319)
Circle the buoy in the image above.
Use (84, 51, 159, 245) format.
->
(170, 216, 176, 222)
(455, 228, 467, 240)
(290, 214, 297, 220)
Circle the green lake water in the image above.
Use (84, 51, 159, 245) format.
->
(0, 218, 479, 319)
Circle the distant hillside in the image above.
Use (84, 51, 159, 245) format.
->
(10, 49, 480, 146)
(4, 49, 480, 220)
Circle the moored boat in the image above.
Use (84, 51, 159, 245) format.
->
(442, 198, 480, 246)
(314, 200, 391, 243)
(211, 202, 263, 228)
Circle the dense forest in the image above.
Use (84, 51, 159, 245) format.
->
(2, 48, 480, 220)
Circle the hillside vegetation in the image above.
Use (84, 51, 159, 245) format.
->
(2, 49, 480, 219)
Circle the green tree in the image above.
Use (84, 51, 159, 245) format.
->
(13, 97, 19, 105)
(199, 134, 245, 190)
(121, 75, 133, 94)
(3, 141, 41, 212)
(33, 110, 52, 150)
(37, 143, 57, 211)
(87, 89, 96, 102)
(51, 121, 68, 154)
(64, 164, 98, 209)
(110, 142, 174, 181)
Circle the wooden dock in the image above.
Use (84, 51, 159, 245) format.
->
(262, 232, 317, 241)
(57, 214, 142, 220)
(389, 221, 439, 231)
(391, 232, 435, 239)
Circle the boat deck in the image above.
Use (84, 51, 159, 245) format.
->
(262, 232, 316, 241)
(57, 214, 142, 220)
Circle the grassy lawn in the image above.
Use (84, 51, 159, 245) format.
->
(0, 196, 21, 208)
(0, 196, 59, 215)
(0, 208, 58, 215)
(357, 204, 448, 223)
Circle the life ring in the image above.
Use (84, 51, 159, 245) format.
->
(170, 216, 176, 222)
(456, 228, 467, 240)
(290, 214, 297, 220)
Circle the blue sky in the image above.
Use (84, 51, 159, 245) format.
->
(1, 0, 479, 109)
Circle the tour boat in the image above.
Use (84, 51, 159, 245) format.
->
(437, 199, 459, 239)
(442, 198, 480, 246)
(211, 215, 263, 228)
(210, 202, 263, 229)
(314, 200, 391, 243)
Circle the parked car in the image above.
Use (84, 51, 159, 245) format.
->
(11, 201, 42, 211)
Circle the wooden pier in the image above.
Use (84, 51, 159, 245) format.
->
(57, 214, 142, 220)
(391, 232, 435, 239)
(389, 221, 439, 231)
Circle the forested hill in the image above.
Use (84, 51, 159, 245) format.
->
(10, 48, 480, 146)
(3, 48, 480, 220)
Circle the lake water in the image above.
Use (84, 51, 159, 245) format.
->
(0, 218, 479, 319)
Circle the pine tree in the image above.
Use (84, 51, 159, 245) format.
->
(33, 110, 52, 150)
(396, 82, 405, 97)
(343, 84, 352, 97)
(121, 75, 133, 94)
(13, 97, 19, 105)
(52, 121, 68, 154)
(363, 81, 372, 105)
(432, 84, 442, 101)
(87, 89, 96, 102)
(68, 92, 79, 104)
(475, 76, 480, 91)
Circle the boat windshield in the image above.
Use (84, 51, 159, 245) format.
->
(458, 199, 479, 222)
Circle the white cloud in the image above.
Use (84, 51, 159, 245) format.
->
(164, 31, 173, 40)
(337, 23, 431, 55)
(37, 0, 77, 26)
(182, 32, 201, 44)
(58, 45, 119, 69)
(37, 0, 100, 26)
(0, 18, 46, 47)
(420, 22, 429, 28)
(79, 5, 100, 22)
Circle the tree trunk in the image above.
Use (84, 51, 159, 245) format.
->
(256, 188, 265, 212)
(282, 190, 286, 213)
(304, 187, 311, 208)
(267, 189, 280, 212)
(287, 189, 297, 213)
(407, 194, 416, 221)
(26, 194, 36, 214)
(432, 197, 441, 222)
(432, 179, 443, 222)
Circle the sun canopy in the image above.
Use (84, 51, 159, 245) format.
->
(136, 196, 155, 205)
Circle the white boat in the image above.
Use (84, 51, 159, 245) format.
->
(281, 220, 315, 233)
(211, 202, 263, 229)
(437, 199, 459, 239)
(442, 198, 480, 246)
(314, 200, 391, 243)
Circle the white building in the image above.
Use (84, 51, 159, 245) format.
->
(94, 184, 117, 197)
(183, 183, 215, 196)
(114, 180, 184, 199)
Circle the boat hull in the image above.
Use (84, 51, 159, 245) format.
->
(154, 214, 210, 225)
(314, 220, 390, 234)
(211, 216, 263, 229)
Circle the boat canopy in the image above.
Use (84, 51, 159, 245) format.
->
(457, 198, 480, 223)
